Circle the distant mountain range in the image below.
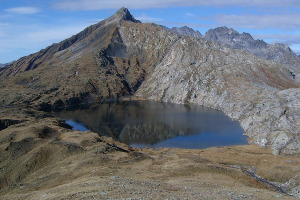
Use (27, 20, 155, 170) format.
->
(0, 7, 299, 155)
(204, 27, 300, 68)
(168, 26, 300, 69)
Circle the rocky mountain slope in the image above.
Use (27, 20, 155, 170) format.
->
(204, 27, 300, 77)
(135, 35, 300, 154)
(168, 26, 300, 81)
(0, 8, 178, 107)
(0, 8, 299, 155)
(169, 26, 202, 38)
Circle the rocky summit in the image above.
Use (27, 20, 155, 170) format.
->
(204, 27, 300, 74)
(0, 8, 300, 155)
(169, 26, 202, 38)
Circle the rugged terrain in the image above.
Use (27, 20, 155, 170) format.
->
(204, 27, 300, 71)
(203, 27, 300, 82)
(168, 26, 300, 77)
(1, 107, 300, 199)
(0, 8, 299, 154)
(169, 26, 202, 38)
(135, 35, 300, 155)
(1, 7, 300, 199)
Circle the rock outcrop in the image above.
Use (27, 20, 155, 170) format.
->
(204, 27, 300, 81)
(169, 26, 202, 38)
(0, 8, 299, 154)
(135, 36, 300, 155)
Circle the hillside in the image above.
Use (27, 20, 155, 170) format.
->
(1, 108, 299, 199)
(204, 27, 300, 79)
(169, 26, 300, 80)
(0, 8, 299, 155)
(0, 8, 179, 109)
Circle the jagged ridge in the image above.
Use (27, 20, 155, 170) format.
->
(204, 26, 300, 69)
(169, 26, 202, 38)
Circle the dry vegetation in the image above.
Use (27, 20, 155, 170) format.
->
(1, 8, 300, 199)
(0, 107, 299, 199)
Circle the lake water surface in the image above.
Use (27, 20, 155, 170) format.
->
(55, 101, 247, 149)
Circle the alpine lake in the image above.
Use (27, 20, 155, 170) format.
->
(54, 100, 247, 149)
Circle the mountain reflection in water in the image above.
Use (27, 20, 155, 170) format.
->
(55, 101, 247, 149)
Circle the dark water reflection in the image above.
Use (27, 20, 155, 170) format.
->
(55, 101, 247, 149)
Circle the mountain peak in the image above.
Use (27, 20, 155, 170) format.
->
(204, 26, 300, 66)
(205, 26, 239, 36)
(169, 26, 202, 38)
(109, 7, 140, 23)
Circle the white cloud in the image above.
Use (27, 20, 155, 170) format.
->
(163, 22, 211, 29)
(85, 19, 104, 23)
(253, 34, 300, 45)
(185, 13, 196, 18)
(136, 15, 162, 22)
(5, 7, 40, 15)
(25, 26, 90, 43)
(241, 33, 300, 54)
(53, 0, 300, 10)
(0, 23, 94, 63)
(0, 23, 9, 37)
(290, 44, 300, 55)
(215, 14, 300, 29)
(0, 23, 9, 27)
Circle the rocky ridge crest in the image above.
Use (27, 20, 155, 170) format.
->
(166, 26, 300, 81)
(204, 27, 300, 78)
(169, 26, 202, 38)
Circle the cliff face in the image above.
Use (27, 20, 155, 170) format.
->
(0, 8, 299, 154)
(135, 36, 300, 154)
(204, 27, 300, 79)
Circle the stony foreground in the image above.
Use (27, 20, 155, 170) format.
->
(1, 107, 300, 200)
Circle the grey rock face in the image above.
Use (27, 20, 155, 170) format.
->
(134, 36, 300, 155)
(205, 27, 267, 50)
(106, 7, 141, 24)
(169, 26, 202, 38)
(168, 26, 299, 82)
(204, 27, 300, 70)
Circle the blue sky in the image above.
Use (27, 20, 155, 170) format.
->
(1, 0, 300, 63)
